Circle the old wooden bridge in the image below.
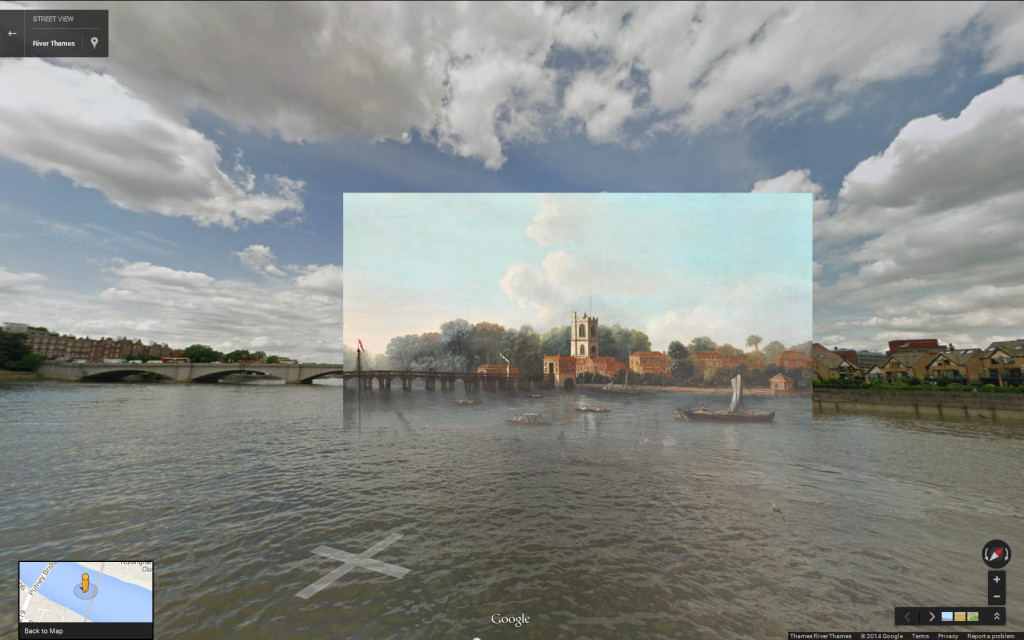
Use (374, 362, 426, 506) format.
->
(342, 369, 559, 391)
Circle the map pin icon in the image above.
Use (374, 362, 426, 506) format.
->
(90, 36, 98, 50)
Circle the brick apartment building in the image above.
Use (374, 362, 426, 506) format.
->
(4, 324, 174, 361)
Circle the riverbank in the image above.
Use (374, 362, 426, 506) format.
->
(0, 370, 41, 382)
(578, 383, 810, 395)
(814, 388, 1024, 421)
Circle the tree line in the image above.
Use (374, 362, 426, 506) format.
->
(352, 320, 811, 387)
(347, 319, 652, 374)
(141, 345, 284, 364)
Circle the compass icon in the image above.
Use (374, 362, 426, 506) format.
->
(983, 540, 1011, 568)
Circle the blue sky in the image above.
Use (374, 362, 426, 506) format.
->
(1, 2, 1024, 360)
(344, 193, 811, 353)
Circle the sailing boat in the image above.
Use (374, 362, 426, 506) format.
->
(601, 367, 633, 393)
(674, 374, 774, 422)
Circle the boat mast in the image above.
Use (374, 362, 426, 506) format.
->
(357, 347, 362, 430)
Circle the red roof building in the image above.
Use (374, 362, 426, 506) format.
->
(886, 339, 945, 355)
(770, 373, 796, 392)
(576, 356, 628, 378)
(629, 351, 668, 375)
(542, 355, 576, 383)
(694, 351, 724, 371)
(776, 350, 812, 369)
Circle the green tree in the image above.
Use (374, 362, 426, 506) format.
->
(667, 340, 689, 361)
(788, 340, 813, 356)
(472, 321, 506, 364)
(763, 340, 786, 364)
(539, 325, 571, 358)
(746, 334, 763, 351)
(718, 343, 743, 358)
(8, 352, 44, 371)
(702, 368, 717, 386)
(0, 330, 32, 368)
(746, 350, 767, 370)
(628, 329, 652, 354)
(224, 349, 257, 363)
(714, 367, 735, 386)
(182, 344, 220, 363)
(265, 355, 280, 364)
(412, 332, 443, 371)
(689, 336, 717, 353)
(598, 326, 619, 361)
(670, 357, 695, 383)
(501, 325, 542, 374)
(385, 334, 423, 370)
(441, 319, 475, 372)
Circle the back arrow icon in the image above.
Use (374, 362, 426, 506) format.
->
(7, 31, 16, 37)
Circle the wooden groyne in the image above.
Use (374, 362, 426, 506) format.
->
(814, 389, 1024, 422)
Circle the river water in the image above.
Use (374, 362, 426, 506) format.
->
(1, 380, 1020, 639)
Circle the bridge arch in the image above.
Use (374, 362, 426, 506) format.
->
(191, 369, 285, 383)
(81, 368, 174, 382)
(298, 368, 345, 384)
(562, 378, 575, 390)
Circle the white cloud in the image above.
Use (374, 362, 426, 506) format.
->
(8, 3, 1013, 171)
(0, 266, 46, 294)
(614, 3, 989, 129)
(820, 75, 1024, 279)
(500, 249, 657, 322)
(525, 195, 588, 246)
(0, 258, 341, 361)
(833, 75, 1024, 225)
(71, 2, 564, 171)
(0, 59, 304, 228)
(294, 264, 343, 298)
(980, 2, 1024, 74)
(562, 69, 638, 143)
(752, 169, 830, 219)
(499, 250, 580, 323)
(644, 274, 811, 349)
(234, 245, 285, 277)
(814, 75, 1024, 349)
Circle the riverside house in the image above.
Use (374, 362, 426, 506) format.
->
(978, 346, 1023, 386)
(813, 350, 859, 381)
(878, 352, 933, 382)
(924, 349, 982, 384)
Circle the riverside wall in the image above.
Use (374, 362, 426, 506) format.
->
(813, 388, 1024, 422)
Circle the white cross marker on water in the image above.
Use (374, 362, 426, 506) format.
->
(296, 533, 409, 599)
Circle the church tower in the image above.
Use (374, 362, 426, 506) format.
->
(570, 311, 599, 358)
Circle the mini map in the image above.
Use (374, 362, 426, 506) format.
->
(19, 561, 153, 623)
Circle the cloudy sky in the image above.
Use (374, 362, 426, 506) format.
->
(1, 2, 1023, 359)
(345, 193, 810, 353)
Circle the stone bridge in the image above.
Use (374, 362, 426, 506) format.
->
(38, 361, 345, 384)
